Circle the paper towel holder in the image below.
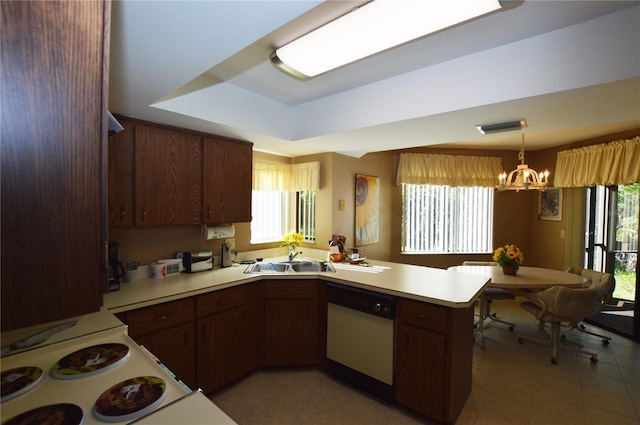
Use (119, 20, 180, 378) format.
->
(202, 224, 235, 240)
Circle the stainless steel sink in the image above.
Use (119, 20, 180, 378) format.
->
(290, 262, 335, 273)
(244, 261, 335, 274)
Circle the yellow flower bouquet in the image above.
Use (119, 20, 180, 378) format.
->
(493, 244, 524, 271)
(280, 232, 304, 249)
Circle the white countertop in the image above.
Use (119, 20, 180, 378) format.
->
(105, 252, 489, 313)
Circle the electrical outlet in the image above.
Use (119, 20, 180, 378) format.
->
(225, 238, 236, 249)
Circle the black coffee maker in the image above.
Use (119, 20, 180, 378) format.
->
(108, 242, 125, 292)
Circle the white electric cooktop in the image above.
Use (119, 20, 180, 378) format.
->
(0, 325, 192, 424)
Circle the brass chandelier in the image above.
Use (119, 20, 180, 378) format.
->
(497, 134, 549, 192)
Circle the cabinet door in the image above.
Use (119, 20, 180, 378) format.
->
(125, 298, 197, 390)
(264, 280, 318, 366)
(135, 124, 202, 226)
(197, 305, 248, 393)
(1, 0, 107, 331)
(202, 137, 252, 224)
(108, 117, 135, 226)
(136, 323, 196, 390)
(196, 283, 261, 393)
(395, 322, 446, 422)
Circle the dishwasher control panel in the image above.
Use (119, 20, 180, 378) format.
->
(327, 283, 396, 319)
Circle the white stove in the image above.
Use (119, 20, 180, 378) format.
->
(1, 320, 235, 424)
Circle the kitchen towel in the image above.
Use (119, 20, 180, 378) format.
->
(202, 224, 235, 240)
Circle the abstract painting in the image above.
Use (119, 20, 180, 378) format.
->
(539, 187, 563, 221)
(355, 174, 380, 246)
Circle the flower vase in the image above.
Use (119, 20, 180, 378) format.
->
(502, 264, 518, 276)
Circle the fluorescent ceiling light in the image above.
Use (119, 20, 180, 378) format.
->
(271, 0, 503, 79)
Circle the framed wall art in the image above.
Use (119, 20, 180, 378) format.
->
(355, 174, 380, 246)
(538, 187, 563, 221)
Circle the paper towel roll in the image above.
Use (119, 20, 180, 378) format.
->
(202, 224, 235, 240)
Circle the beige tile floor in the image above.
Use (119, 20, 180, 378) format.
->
(210, 298, 640, 424)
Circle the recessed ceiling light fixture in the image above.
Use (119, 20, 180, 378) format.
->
(476, 119, 527, 134)
(271, 0, 503, 79)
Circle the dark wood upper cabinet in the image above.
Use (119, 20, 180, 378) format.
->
(107, 119, 253, 228)
(134, 124, 202, 226)
(108, 118, 135, 227)
(202, 137, 253, 224)
(1, 0, 110, 331)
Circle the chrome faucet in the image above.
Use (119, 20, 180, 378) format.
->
(289, 250, 302, 263)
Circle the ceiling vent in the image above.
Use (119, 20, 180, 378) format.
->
(476, 119, 527, 134)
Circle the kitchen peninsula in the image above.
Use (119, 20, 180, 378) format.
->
(104, 253, 488, 424)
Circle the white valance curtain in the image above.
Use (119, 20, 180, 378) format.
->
(554, 137, 640, 187)
(395, 152, 502, 187)
(253, 161, 320, 191)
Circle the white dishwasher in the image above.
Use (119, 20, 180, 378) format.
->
(327, 283, 396, 401)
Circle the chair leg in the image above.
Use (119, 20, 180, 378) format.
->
(518, 322, 599, 365)
(473, 297, 515, 348)
(562, 321, 611, 345)
(485, 300, 516, 331)
(473, 300, 486, 348)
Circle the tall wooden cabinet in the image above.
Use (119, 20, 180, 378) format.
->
(1, 1, 110, 331)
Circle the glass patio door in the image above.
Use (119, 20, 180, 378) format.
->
(585, 184, 639, 341)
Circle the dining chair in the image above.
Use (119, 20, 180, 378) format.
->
(518, 284, 608, 364)
(563, 266, 614, 345)
(462, 261, 516, 347)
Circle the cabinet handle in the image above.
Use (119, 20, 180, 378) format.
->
(208, 207, 212, 218)
(120, 205, 125, 220)
(155, 315, 167, 321)
(142, 206, 147, 221)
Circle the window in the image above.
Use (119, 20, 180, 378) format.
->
(401, 184, 493, 254)
(251, 160, 319, 245)
(250, 190, 316, 244)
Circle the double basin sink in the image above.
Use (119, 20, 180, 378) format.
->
(244, 260, 335, 274)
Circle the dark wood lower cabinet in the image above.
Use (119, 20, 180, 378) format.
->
(196, 283, 262, 393)
(395, 298, 474, 425)
(118, 280, 474, 424)
(263, 280, 319, 367)
(120, 298, 197, 390)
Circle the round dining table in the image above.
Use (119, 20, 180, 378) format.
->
(447, 265, 587, 290)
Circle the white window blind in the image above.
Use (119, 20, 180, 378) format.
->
(251, 191, 291, 244)
(298, 190, 316, 242)
(402, 184, 493, 254)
